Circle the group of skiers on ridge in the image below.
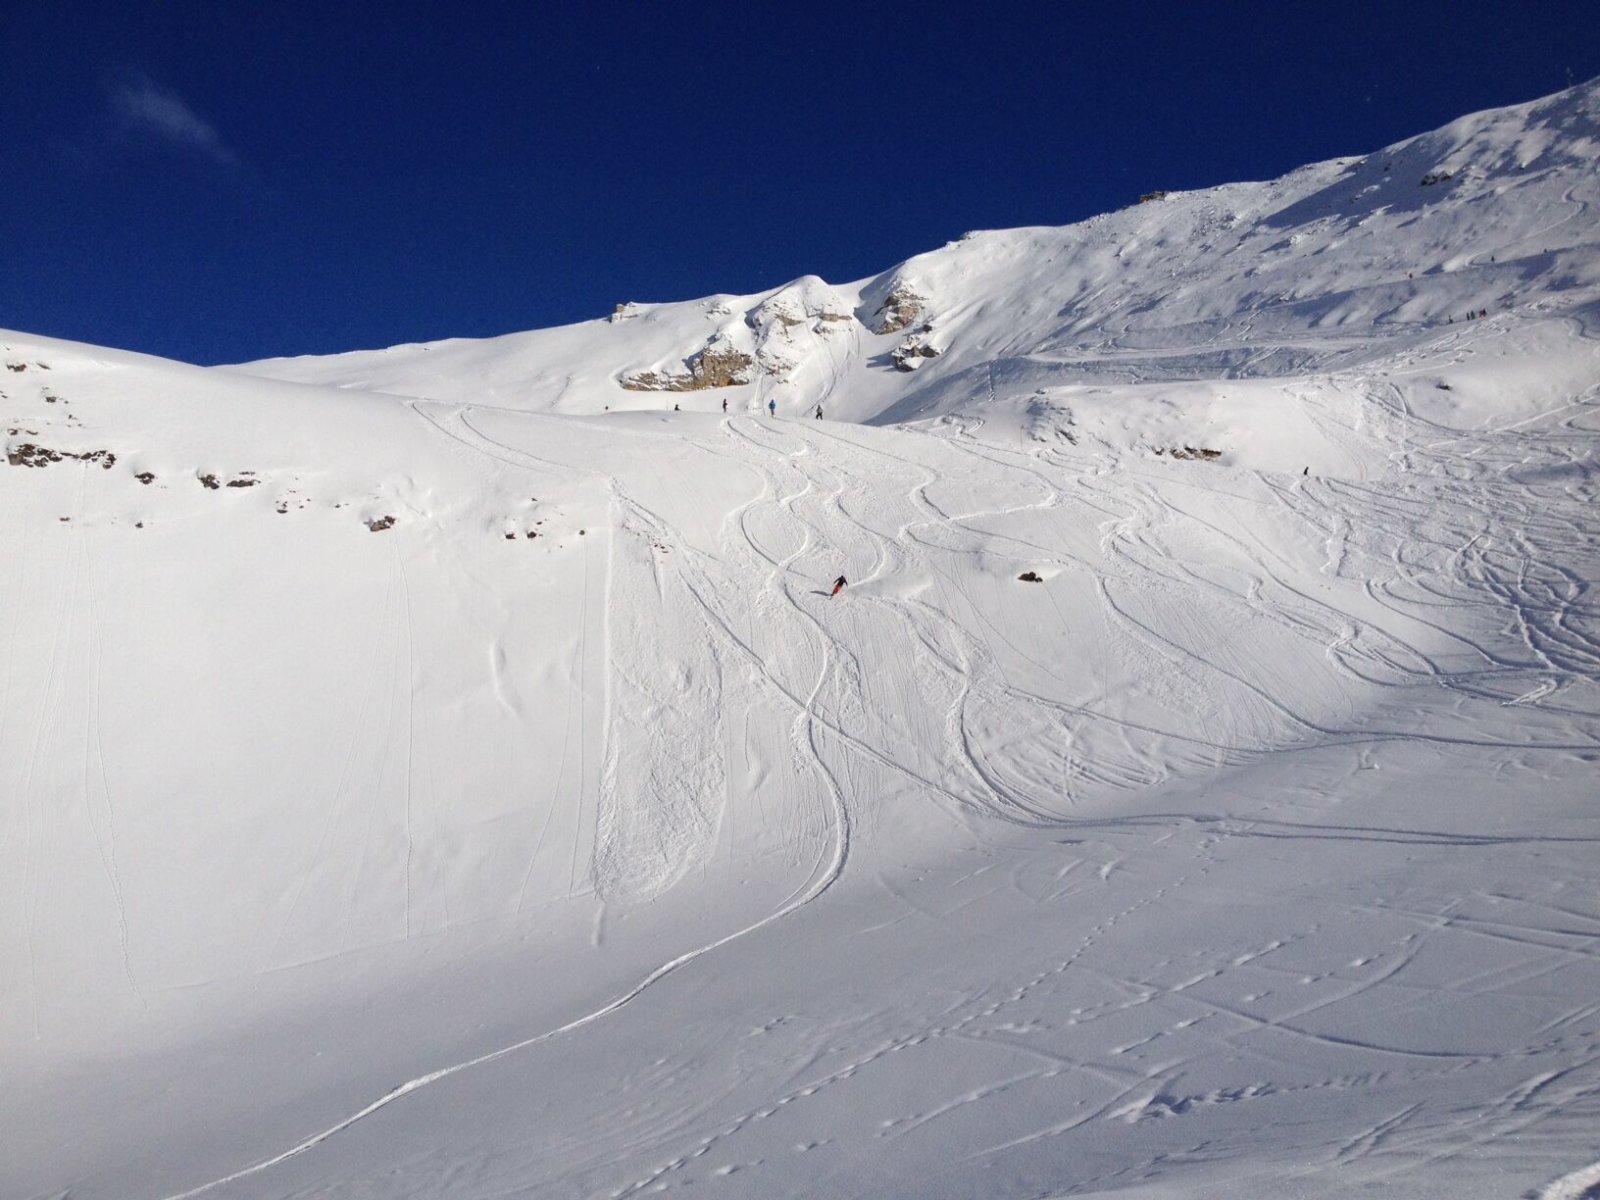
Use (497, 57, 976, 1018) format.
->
(690, 396, 820, 419)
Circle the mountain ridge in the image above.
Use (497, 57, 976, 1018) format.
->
(233, 78, 1599, 430)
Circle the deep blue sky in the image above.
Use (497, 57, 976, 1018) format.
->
(4, 1, 1596, 365)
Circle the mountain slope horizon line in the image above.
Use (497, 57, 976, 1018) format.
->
(226, 75, 1599, 428)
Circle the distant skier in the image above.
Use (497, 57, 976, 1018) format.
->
(768, 398, 776, 416)
(815, 404, 823, 420)
(830, 574, 847, 597)
(722, 397, 728, 413)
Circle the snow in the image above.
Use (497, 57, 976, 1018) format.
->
(4, 80, 1600, 1199)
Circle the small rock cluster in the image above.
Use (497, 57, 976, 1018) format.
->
(6, 443, 116, 469)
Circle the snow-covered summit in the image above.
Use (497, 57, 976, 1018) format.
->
(240, 78, 1600, 430)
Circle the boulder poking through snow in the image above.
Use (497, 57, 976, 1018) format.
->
(891, 335, 942, 371)
(867, 283, 927, 335)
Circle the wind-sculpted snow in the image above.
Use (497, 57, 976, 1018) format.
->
(6, 80, 1600, 1200)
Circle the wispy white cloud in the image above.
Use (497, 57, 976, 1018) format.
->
(110, 73, 241, 170)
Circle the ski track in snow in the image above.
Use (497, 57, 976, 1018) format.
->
(152, 408, 865, 1200)
(393, 541, 416, 940)
(80, 509, 143, 1004)
(578, 380, 1598, 1195)
(22, 356, 1600, 1199)
(1539, 1161, 1600, 1200)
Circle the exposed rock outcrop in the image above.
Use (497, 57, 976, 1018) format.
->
(869, 284, 927, 334)
(689, 338, 758, 387)
(621, 277, 854, 391)
(621, 332, 757, 392)
(751, 279, 854, 336)
(619, 369, 674, 391)
(6, 443, 116, 468)
(747, 279, 855, 382)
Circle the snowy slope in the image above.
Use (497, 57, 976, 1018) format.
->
(4, 81, 1600, 1200)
